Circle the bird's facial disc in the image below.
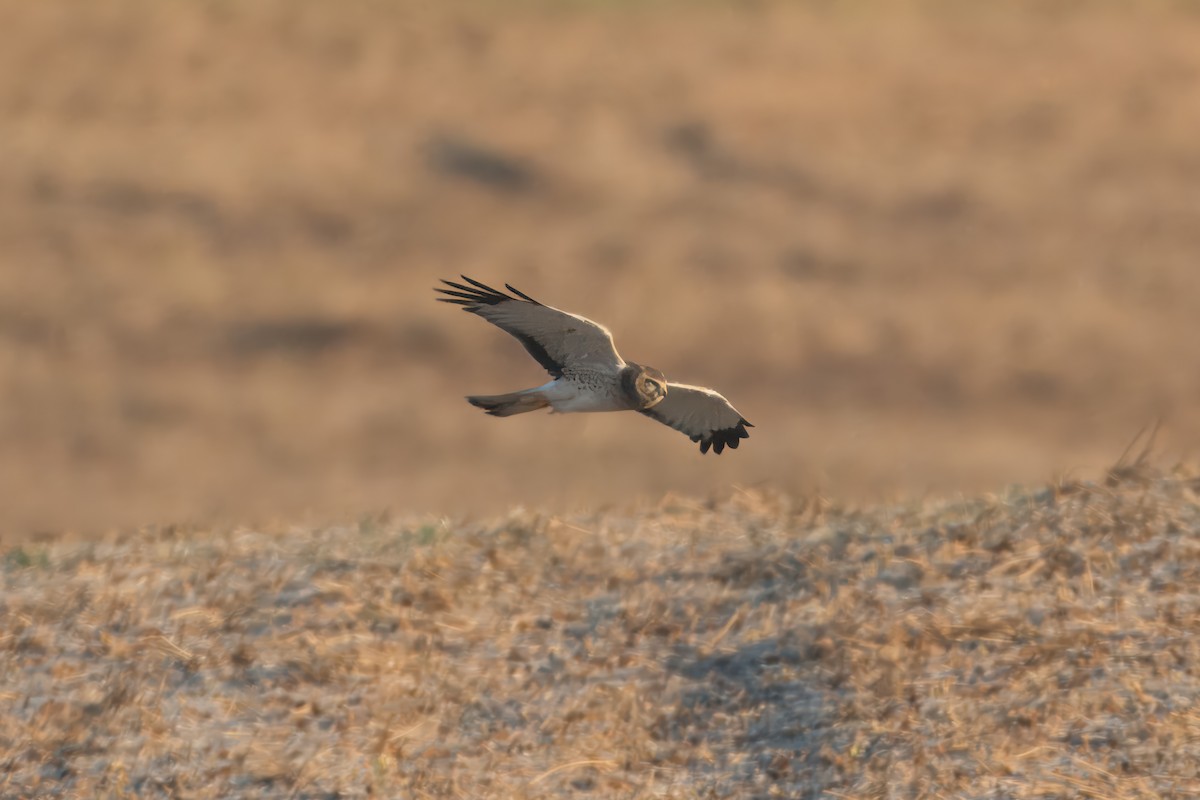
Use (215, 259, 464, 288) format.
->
(637, 369, 668, 408)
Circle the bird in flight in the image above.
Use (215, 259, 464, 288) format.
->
(435, 276, 752, 454)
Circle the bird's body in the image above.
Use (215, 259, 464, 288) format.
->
(538, 370, 630, 413)
(468, 374, 620, 416)
(467, 363, 655, 415)
(436, 277, 752, 454)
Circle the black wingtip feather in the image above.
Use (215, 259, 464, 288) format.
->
(434, 287, 484, 303)
(697, 419, 752, 455)
(434, 276, 564, 378)
(433, 277, 541, 308)
(504, 283, 542, 304)
(461, 275, 501, 294)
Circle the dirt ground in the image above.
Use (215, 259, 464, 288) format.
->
(4, 467, 1199, 798)
(2, 0, 1200, 536)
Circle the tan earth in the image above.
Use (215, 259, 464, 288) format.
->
(4, 468, 1199, 797)
(4, 4, 1200, 796)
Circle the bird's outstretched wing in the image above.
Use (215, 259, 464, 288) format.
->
(639, 383, 752, 454)
(436, 277, 623, 378)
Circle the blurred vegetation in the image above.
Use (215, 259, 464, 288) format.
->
(1, 0, 1198, 535)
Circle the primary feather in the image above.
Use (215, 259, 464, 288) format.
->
(436, 277, 623, 378)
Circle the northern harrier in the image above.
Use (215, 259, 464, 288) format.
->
(436, 277, 753, 454)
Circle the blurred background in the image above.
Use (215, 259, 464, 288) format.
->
(2, 0, 1198, 537)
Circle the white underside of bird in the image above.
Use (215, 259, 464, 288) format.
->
(469, 378, 626, 416)
(531, 379, 623, 413)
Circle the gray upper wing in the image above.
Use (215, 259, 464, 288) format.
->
(436, 277, 624, 378)
(639, 382, 753, 454)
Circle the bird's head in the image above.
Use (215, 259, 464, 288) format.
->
(626, 363, 668, 409)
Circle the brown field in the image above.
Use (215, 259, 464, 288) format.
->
(2, 0, 1199, 536)
(3, 3, 1200, 796)
(4, 467, 1200, 797)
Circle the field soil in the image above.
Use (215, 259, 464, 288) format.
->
(2, 1, 1200, 536)
(4, 467, 1199, 797)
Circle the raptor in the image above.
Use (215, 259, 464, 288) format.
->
(436, 277, 752, 454)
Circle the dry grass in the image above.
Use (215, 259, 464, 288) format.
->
(4, 466, 1200, 798)
(2, 0, 1200, 535)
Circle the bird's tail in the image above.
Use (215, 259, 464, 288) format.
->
(466, 390, 550, 417)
